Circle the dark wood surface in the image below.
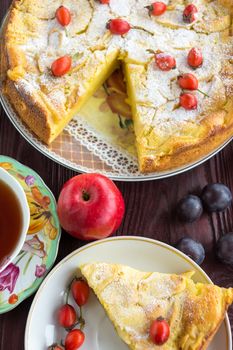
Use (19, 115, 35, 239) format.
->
(1, 1, 233, 349)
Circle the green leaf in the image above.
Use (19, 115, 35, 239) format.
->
(72, 52, 84, 60)
(124, 119, 133, 128)
(118, 115, 125, 129)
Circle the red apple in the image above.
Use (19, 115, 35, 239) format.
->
(57, 174, 125, 240)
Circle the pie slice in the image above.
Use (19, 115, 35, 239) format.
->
(80, 262, 233, 350)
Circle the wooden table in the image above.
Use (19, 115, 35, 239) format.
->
(1, 1, 233, 349)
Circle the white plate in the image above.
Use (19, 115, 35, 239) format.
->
(25, 236, 232, 350)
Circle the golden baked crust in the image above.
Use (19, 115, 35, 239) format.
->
(1, 3, 54, 143)
(1, 0, 233, 172)
(81, 262, 233, 350)
(136, 105, 233, 172)
(2, 0, 119, 143)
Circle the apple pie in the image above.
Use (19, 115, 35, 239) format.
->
(1, 0, 233, 172)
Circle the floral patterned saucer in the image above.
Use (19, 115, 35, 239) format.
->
(0, 156, 61, 313)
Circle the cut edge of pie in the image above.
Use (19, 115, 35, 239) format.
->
(1, 0, 233, 173)
(1, 4, 120, 144)
(124, 61, 233, 172)
(80, 262, 233, 350)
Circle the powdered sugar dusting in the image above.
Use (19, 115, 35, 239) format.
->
(16, 75, 39, 95)
(109, 0, 136, 17)
(10, 0, 233, 136)
(83, 263, 191, 347)
(85, 262, 116, 286)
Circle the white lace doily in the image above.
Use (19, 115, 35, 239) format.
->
(65, 116, 140, 175)
(1, 92, 232, 181)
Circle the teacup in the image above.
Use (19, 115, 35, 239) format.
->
(0, 167, 30, 273)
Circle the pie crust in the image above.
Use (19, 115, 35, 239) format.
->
(1, 0, 233, 172)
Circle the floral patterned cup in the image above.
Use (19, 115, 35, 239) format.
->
(0, 167, 30, 272)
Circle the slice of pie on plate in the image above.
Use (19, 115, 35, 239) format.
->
(80, 262, 233, 350)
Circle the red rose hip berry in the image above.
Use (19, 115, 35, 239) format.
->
(107, 19, 131, 35)
(146, 2, 167, 16)
(178, 73, 198, 90)
(58, 304, 76, 329)
(188, 48, 203, 68)
(51, 56, 72, 77)
(56, 6, 71, 26)
(48, 345, 64, 350)
(150, 317, 170, 346)
(65, 329, 85, 350)
(71, 279, 90, 307)
(180, 93, 198, 110)
(155, 52, 176, 71)
(99, 0, 110, 3)
(183, 4, 198, 23)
